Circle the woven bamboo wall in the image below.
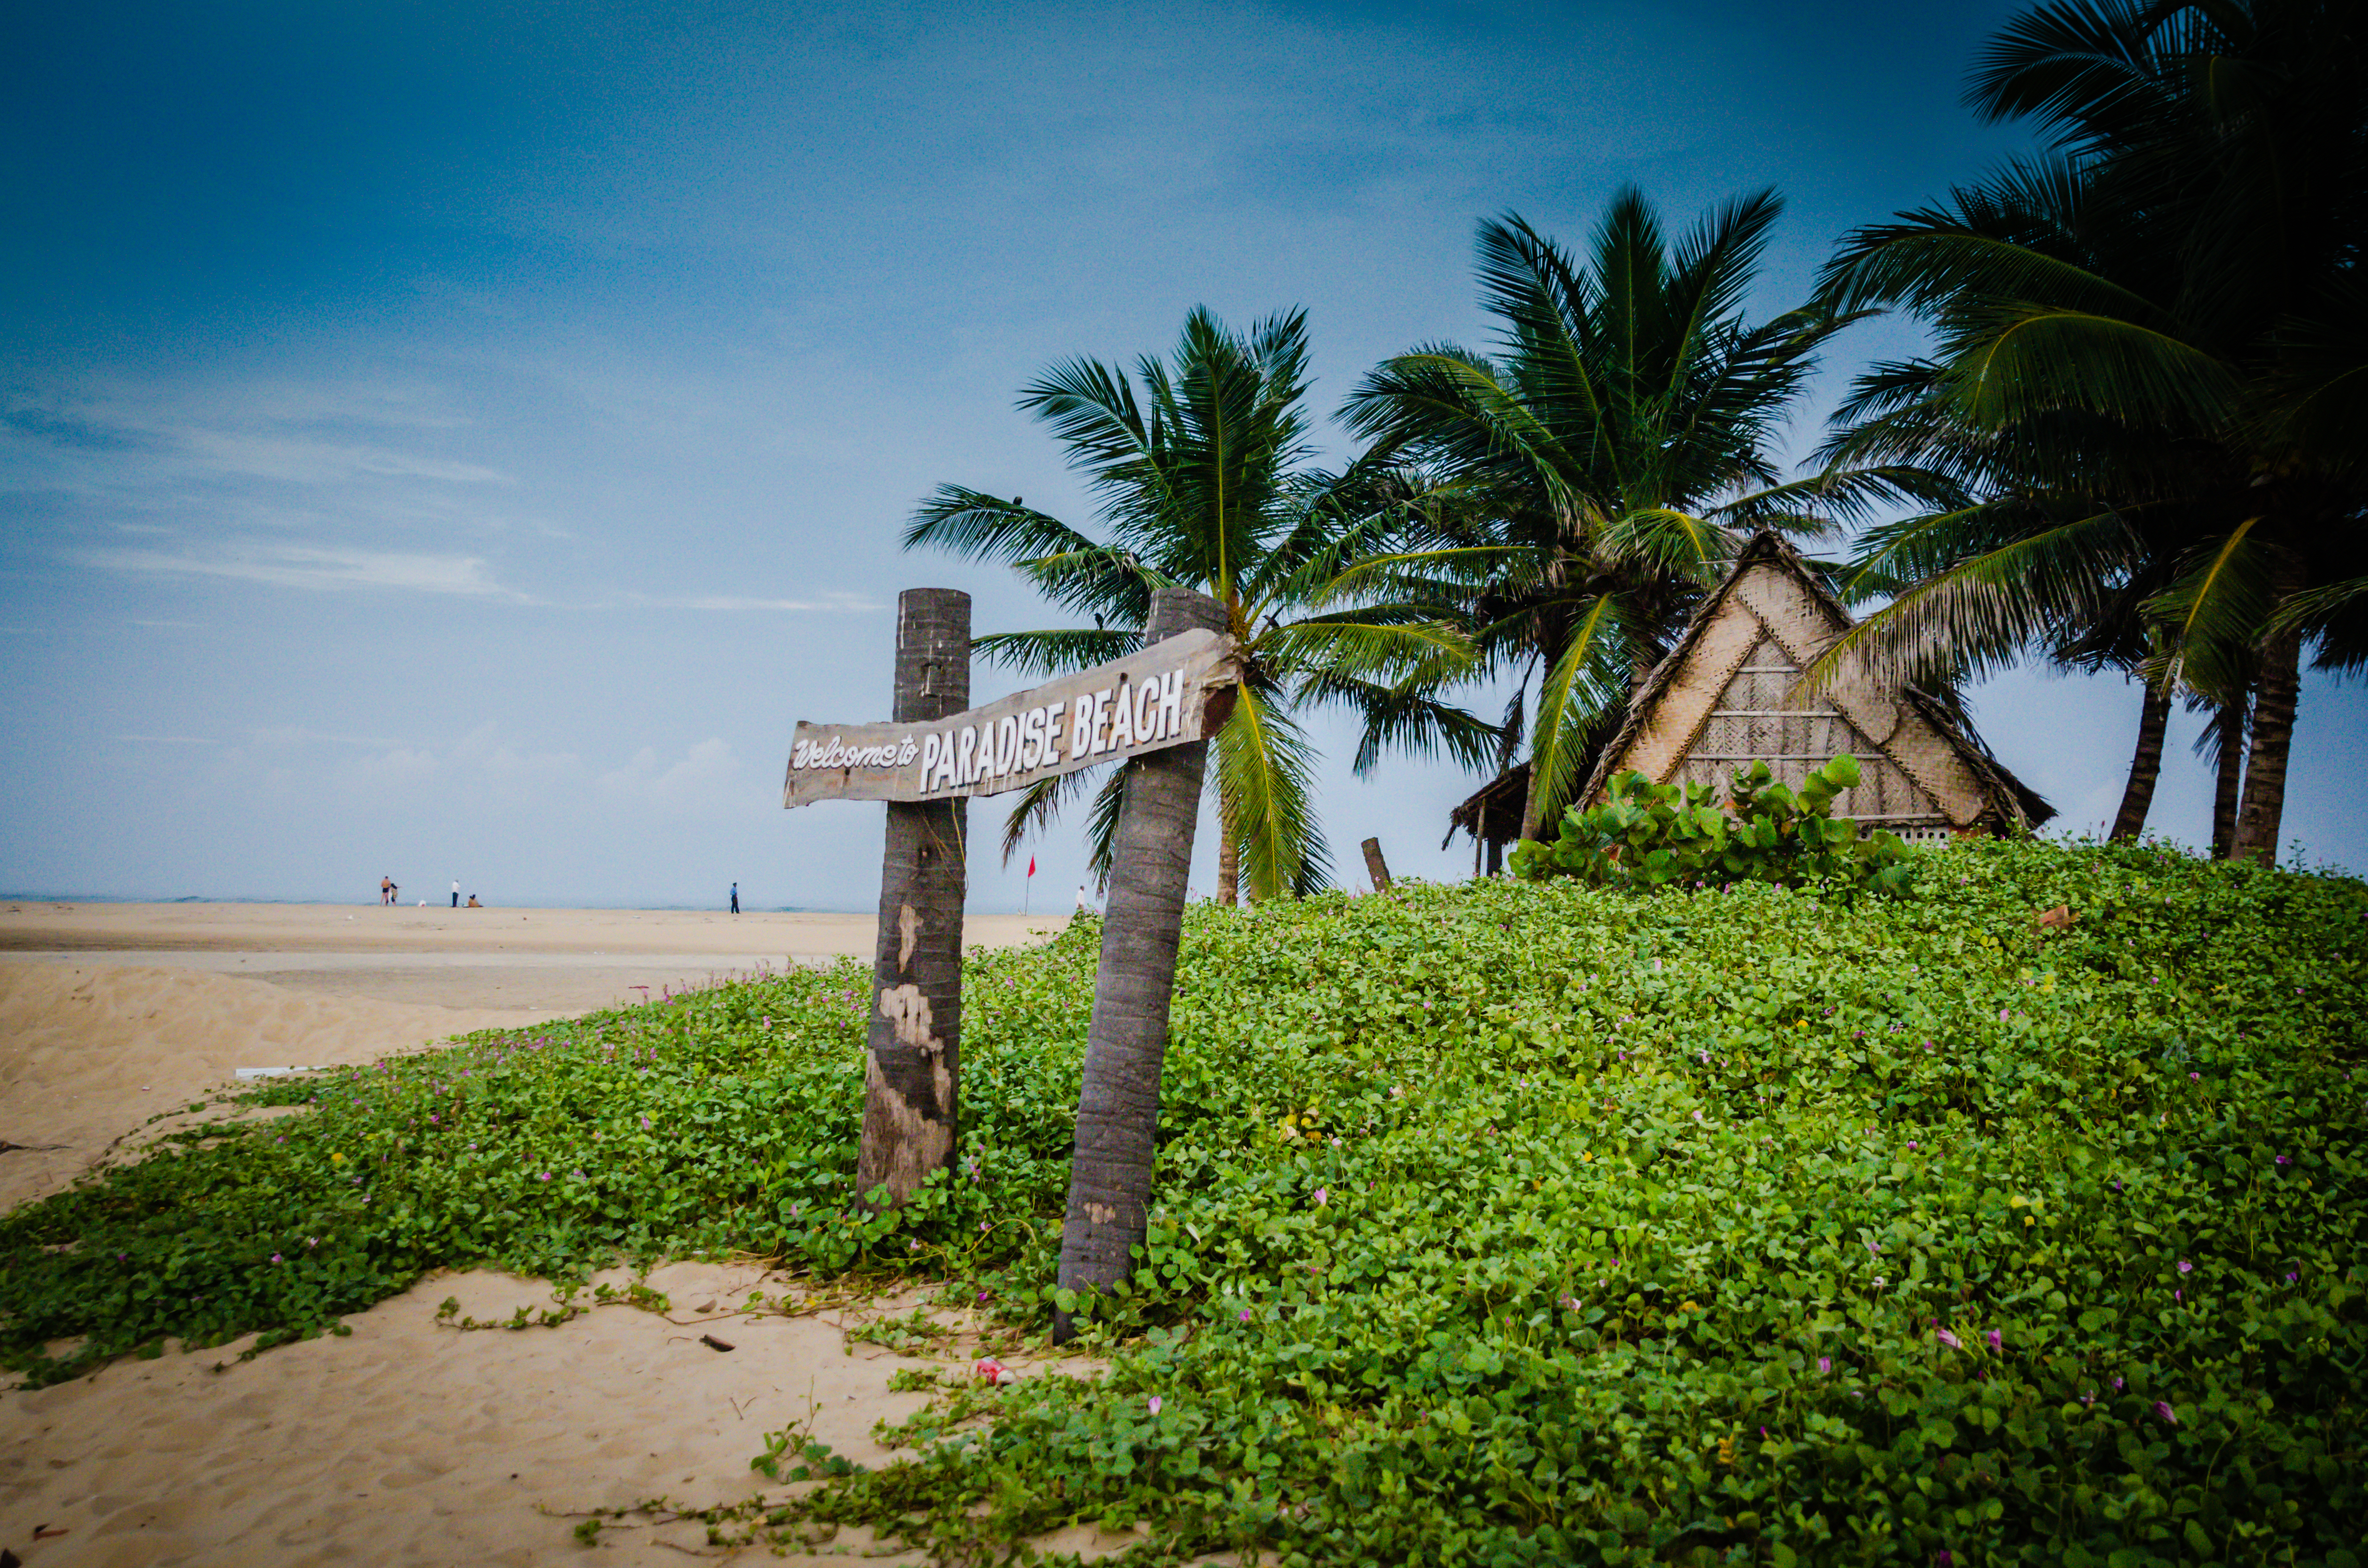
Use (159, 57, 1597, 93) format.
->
(1666, 634, 1949, 829)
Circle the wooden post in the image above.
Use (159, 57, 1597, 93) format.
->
(1053, 587, 1228, 1341)
(1360, 836, 1392, 892)
(856, 588, 969, 1209)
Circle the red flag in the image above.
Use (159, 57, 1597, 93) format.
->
(1027, 857, 1036, 877)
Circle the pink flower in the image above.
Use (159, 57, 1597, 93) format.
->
(271, 1253, 283, 1264)
(1986, 1328, 2001, 1351)
(1936, 1327, 1964, 1350)
(1239, 1308, 1252, 1323)
(2153, 1400, 2178, 1425)
(1314, 1187, 1328, 1206)
(2177, 1260, 2192, 1273)
(1817, 1357, 1831, 1374)
(1147, 1395, 1162, 1415)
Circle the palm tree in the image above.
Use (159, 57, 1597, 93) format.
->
(1811, 153, 2246, 844)
(906, 306, 1492, 903)
(1340, 190, 1870, 843)
(1818, 0, 2368, 861)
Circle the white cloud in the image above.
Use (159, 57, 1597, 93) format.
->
(174, 430, 511, 488)
(248, 726, 402, 748)
(596, 737, 744, 816)
(84, 543, 520, 598)
(631, 592, 881, 612)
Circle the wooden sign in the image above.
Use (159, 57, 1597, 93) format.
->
(784, 627, 1239, 808)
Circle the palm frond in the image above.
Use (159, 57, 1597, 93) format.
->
(998, 766, 1108, 866)
(1213, 685, 1330, 898)
(1810, 511, 2142, 687)
(970, 628, 1143, 677)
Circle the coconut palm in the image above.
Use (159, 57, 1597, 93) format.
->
(906, 306, 1492, 903)
(1818, 0, 2368, 860)
(1811, 153, 2250, 843)
(1340, 190, 1875, 842)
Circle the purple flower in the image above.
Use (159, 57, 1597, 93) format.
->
(1314, 1187, 1328, 1206)
(1817, 1356, 1831, 1374)
(540, 1172, 551, 1181)
(1986, 1328, 2002, 1351)
(1936, 1327, 1964, 1350)
(2153, 1400, 2178, 1426)
(271, 1253, 283, 1264)
(2178, 1260, 2193, 1273)
(2276, 1154, 2290, 1166)
(1147, 1395, 1162, 1416)
(1239, 1309, 1252, 1323)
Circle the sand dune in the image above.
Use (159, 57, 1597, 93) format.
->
(0, 1263, 1112, 1567)
(0, 963, 559, 1212)
(0, 906, 1117, 1567)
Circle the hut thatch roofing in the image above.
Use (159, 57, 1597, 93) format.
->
(1575, 532, 2051, 835)
(1443, 760, 1529, 852)
(1446, 533, 2051, 858)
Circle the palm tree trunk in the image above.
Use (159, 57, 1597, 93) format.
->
(2231, 619, 2302, 865)
(2209, 696, 2247, 859)
(1519, 764, 1553, 843)
(1053, 588, 1228, 1343)
(2107, 679, 2172, 843)
(1518, 622, 1569, 842)
(1215, 821, 1239, 907)
(856, 588, 970, 1210)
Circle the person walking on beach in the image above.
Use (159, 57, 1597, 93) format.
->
(451, 879, 460, 908)
(729, 882, 740, 915)
(380, 876, 392, 906)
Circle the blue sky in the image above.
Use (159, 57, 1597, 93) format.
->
(4, 0, 2359, 908)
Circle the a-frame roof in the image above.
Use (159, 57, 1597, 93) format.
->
(1576, 533, 2053, 833)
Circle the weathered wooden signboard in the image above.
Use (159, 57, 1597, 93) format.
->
(782, 627, 1239, 807)
(785, 588, 1235, 1342)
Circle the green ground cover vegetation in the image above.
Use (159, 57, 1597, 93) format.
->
(3, 839, 2363, 1564)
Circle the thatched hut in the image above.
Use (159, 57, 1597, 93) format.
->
(1443, 761, 1528, 876)
(1448, 533, 2051, 864)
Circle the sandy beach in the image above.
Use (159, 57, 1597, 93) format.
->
(0, 901, 1068, 1011)
(0, 901, 1081, 1567)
